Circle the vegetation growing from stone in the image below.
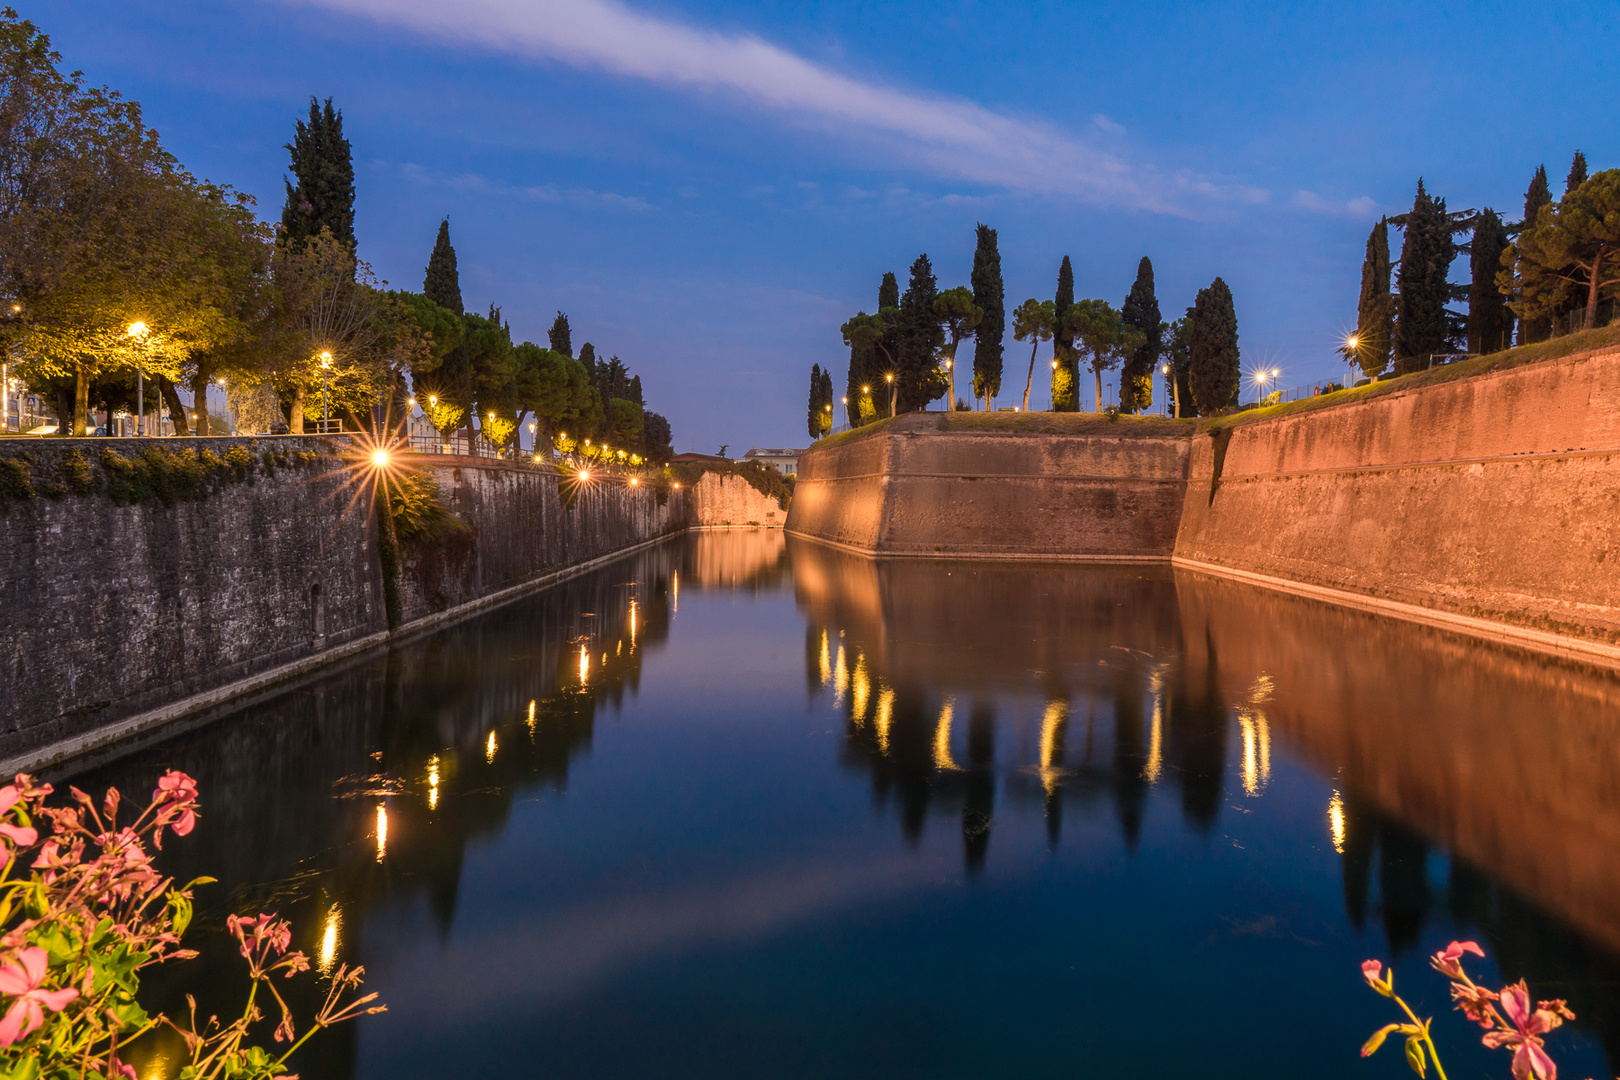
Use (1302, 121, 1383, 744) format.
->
(388, 467, 470, 552)
(0, 442, 328, 503)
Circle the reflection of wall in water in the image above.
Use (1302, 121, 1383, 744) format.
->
(791, 538, 1260, 870)
(73, 541, 684, 1080)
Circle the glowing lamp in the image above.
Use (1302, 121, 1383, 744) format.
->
(371, 449, 390, 468)
(127, 321, 148, 338)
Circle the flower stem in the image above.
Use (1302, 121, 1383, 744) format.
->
(1393, 994, 1450, 1080)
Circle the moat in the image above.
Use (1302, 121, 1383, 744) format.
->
(76, 531, 1620, 1080)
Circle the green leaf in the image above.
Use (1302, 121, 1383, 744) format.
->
(1405, 1036, 1427, 1077)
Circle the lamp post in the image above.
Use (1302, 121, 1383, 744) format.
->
(841, 395, 848, 429)
(318, 351, 333, 432)
(217, 375, 233, 436)
(127, 322, 149, 436)
(885, 372, 895, 418)
(1161, 363, 1181, 418)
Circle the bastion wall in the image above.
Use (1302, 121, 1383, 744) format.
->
(788, 346, 1620, 658)
(0, 440, 688, 770)
(690, 473, 787, 528)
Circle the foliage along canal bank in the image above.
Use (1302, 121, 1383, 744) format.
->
(0, 437, 689, 775)
(788, 341, 1620, 666)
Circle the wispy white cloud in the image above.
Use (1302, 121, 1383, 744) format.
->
(1292, 189, 1379, 218)
(286, 0, 1264, 214)
(399, 162, 652, 210)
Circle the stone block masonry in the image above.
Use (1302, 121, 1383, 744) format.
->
(0, 439, 688, 771)
(789, 344, 1620, 665)
(690, 473, 787, 528)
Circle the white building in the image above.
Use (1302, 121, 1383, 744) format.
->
(742, 447, 804, 476)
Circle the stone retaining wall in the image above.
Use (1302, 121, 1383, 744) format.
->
(0, 440, 687, 766)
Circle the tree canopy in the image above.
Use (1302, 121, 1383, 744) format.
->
(280, 97, 354, 257)
(1188, 278, 1239, 415)
(969, 223, 1004, 409)
(1502, 169, 1620, 333)
(1118, 256, 1161, 413)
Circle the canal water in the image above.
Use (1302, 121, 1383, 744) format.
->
(75, 532, 1620, 1080)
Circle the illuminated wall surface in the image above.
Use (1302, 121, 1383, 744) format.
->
(793, 343, 1620, 645)
(70, 533, 1620, 1080)
(0, 444, 686, 763)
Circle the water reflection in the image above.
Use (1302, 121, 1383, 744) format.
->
(58, 531, 1620, 1079)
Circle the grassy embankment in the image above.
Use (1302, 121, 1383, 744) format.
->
(811, 323, 1620, 447)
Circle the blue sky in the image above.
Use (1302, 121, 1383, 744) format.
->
(42, 1, 1618, 453)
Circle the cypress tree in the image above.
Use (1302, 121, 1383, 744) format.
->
(807, 363, 825, 438)
(895, 254, 945, 413)
(422, 219, 462, 314)
(820, 368, 834, 428)
(1119, 256, 1162, 413)
(1188, 277, 1239, 415)
(548, 312, 572, 357)
(280, 97, 355, 255)
(969, 223, 1005, 409)
(1468, 208, 1512, 355)
(1518, 165, 1552, 344)
(1350, 217, 1394, 379)
(1567, 150, 1588, 194)
(1051, 256, 1077, 410)
(879, 271, 899, 311)
(1393, 179, 1452, 373)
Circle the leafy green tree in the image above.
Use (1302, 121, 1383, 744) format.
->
(422, 219, 462, 314)
(1502, 169, 1620, 333)
(1011, 298, 1054, 411)
(1188, 278, 1239, 415)
(279, 97, 354, 257)
(896, 254, 944, 412)
(606, 397, 644, 451)
(391, 290, 461, 427)
(1051, 256, 1077, 410)
(462, 308, 516, 444)
(263, 231, 423, 433)
(1468, 209, 1512, 354)
(643, 411, 673, 462)
(1065, 299, 1143, 412)
(1567, 151, 1588, 194)
(1516, 165, 1554, 343)
(1119, 256, 1161, 413)
(969, 223, 1004, 409)
(841, 308, 899, 419)
(549, 311, 571, 356)
(1393, 179, 1454, 373)
(1165, 314, 1191, 417)
(1341, 217, 1394, 380)
(933, 285, 982, 410)
(578, 341, 595, 367)
(507, 341, 594, 450)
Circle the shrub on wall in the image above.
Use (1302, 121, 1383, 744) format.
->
(0, 443, 333, 505)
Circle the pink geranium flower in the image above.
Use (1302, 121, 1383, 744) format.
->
(1483, 981, 1564, 1080)
(1431, 940, 1485, 979)
(0, 947, 79, 1046)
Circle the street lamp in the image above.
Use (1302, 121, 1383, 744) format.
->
(885, 372, 896, 417)
(127, 321, 149, 436)
(1160, 362, 1182, 418)
(318, 351, 333, 432)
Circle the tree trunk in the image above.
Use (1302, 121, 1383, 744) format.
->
(73, 366, 89, 436)
(192, 361, 211, 436)
(1095, 368, 1104, 413)
(1022, 342, 1037, 411)
(946, 353, 955, 411)
(156, 376, 190, 435)
(54, 386, 72, 435)
(1585, 250, 1606, 331)
(288, 384, 305, 434)
(1171, 376, 1182, 419)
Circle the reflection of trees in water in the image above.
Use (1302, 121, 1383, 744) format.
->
(67, 540, 687, 1080)
(791, 541, 1254, 871)
(1336, 794, 1620, 1071)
